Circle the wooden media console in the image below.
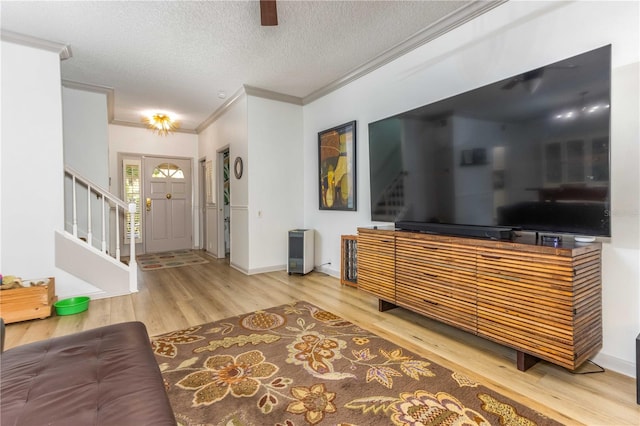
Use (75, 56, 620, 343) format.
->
(357, 227, 602, 371)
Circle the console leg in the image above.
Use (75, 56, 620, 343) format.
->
(516, 350, 540, 371)
(378, 299, 397, 312)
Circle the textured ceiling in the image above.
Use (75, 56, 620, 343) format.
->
(1, 1, 489, 131)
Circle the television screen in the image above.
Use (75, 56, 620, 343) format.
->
(368, 45, 611, 237)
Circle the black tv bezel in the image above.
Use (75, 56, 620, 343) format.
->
(368, 45, 612, 238)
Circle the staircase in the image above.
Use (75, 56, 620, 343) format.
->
(59, 166, 138, 298)
(372, 171, 408, 222)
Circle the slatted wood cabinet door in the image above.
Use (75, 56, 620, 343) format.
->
(396, 232, 477, 333)
(356, 228, 396, 304)
(476, 245, 602, 370)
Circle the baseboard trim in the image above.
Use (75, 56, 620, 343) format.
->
(230, 263, 287, 275)
(229, 262, 247, 275)
(314, 265, 339, 279)
(247, 265, 286, 275)
(591, 352, 635, 378)
(231, 263, 339, 277)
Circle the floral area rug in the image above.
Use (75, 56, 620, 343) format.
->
(137, 250, 209, 271)
(151, 301, 564, 426)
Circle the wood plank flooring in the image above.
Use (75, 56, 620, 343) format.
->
(4, 253, 639, 425)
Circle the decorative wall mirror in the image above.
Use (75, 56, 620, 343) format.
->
(234, 156, 243, 179)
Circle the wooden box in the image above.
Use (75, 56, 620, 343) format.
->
(0, 277, 56, 323)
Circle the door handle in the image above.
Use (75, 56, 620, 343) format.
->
(146, 198, 152, 212)
(166, 193, 172, 199)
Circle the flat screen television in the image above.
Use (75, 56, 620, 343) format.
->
(368, 45, 611, 238)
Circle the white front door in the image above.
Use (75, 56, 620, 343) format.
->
(143, 157, 192, 253)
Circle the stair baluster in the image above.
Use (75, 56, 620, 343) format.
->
(63, 166, 137, 295)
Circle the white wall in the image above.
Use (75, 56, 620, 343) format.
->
(63, 87, 109, 185)
(303, 1, 640, 376)
(62, 87, 109, 248)
(1, 41, 100, 298)
(108, 124, 199, 251)
(197, 95, 249, 270)
(247, 96, 304, 273)
(197, 94, 303, 274)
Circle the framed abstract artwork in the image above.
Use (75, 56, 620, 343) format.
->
(318, 121, 356, 211)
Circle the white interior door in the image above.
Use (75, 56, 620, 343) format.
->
(144, 157, 192, 253)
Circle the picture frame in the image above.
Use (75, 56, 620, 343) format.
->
(318, 121, 357, 211)
(460, 147, 487, 166)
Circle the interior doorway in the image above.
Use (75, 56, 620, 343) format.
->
(217, 148, 231, 258)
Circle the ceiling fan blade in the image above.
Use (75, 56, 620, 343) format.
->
(501, 68, 544, 91)
(523, 68, 544, 81)
(501, 79, 519, 90)
(260, 0, 278, 26)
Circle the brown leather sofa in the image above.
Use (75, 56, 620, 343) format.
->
(0, 321, 176, 425)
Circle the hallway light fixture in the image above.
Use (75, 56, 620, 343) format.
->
(142, 112, 180, 136)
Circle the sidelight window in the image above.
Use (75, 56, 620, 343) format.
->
(123, 159, 142, 243)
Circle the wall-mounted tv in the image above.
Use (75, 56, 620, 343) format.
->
(368, 45, 611, 237)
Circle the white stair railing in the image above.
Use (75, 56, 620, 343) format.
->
(64, 166, 137, 292)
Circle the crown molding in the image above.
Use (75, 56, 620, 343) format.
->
(196, 1, 505, 131)
(196, 86, 247, 134)
(302, 0, 507, 104)
(244, 85, 303, 105)
(62, 80, 115, 122)
(111, 119, 197, 134)
(62, 80, 198, 134)
(195, 85, 302, 133)
(63, 80, 197, 134)
(1, 30, 72, 60)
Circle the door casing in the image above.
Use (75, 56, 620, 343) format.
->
(199, 157, 207, 251)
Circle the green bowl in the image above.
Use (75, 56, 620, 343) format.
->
(54, 296, 90, 316)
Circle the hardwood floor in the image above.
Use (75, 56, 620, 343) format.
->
(4, 254, 639, 425)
